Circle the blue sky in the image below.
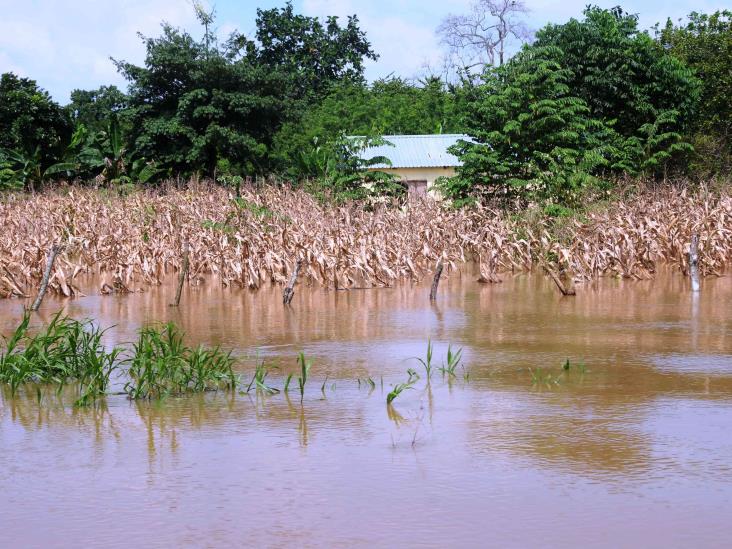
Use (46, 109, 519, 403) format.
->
(0, 0, 726, 103)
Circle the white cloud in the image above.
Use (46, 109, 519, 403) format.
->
(0, 0, 725, 101)
(0, 0, 198, 102)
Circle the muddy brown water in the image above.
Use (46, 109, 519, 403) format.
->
(2, 270, 732, 548)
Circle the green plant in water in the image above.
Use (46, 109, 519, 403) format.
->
(125, 323, 238, 399)
(530, 367, 560, 387)
(413, 339, 435, 379)
(296, 352, 312, 401)
(284, 373, 293, 392)
(246, 360, 279, 395)
(386, 369, 419, 404)
(0, 312, 120, 406)
(439, 344, 463, 377)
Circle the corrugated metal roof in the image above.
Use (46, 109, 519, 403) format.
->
(359, 134, 470, 169)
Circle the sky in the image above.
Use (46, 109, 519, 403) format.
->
(0, 0, 727, 104)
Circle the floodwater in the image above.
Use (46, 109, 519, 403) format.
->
(2, 269, 732, 548)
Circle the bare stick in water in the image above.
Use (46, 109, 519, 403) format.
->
(30, 244, 63, 311)
(430, 260, 444, 301)
(171, 240, 190, 307)
(283, 259, 303, 305)
(544, 261, 576, 296)
(689, 233, 700, 293)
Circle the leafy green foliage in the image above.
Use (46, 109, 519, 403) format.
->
(125, 323, 238, 399)
(0, 312, 120, 406)
(114, 3, 377, 179)
(274, 77, 464, 168)
(0, 147, 46, 191)
(67, 86, 127, 135)
(439, 344, 464, 377)
(114, 21, 293, 178)
(0, 73, 72, 178)
(298, 134, 401, 202)
(446, 46, 610, 205)
(658, 10, 732, 174)
(253, 1, 377, 102)
(445, 7, 701, 205)
(386, 369, 419, 404)
(296, 351, 312, 401)
(44, 115, 160, 185)
(535, 7, 698, 141)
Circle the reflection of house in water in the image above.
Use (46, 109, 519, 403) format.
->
(361, 134, 470, 200)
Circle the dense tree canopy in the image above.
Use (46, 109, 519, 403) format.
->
(273, 77, 464, 172)
(0, 73, 72, 168)
(115, 23, 294, 176)
(447, 47, 610, 205)
(658, 10, 732, 174)
(253, 1, 377, 101)
(1, 3, 731, 205)
(67, 85, 127, 135)
(445, 7, 700, 205)
(114, 3, 379, 177)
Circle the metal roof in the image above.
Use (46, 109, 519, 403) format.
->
(359, 134, 470, 169)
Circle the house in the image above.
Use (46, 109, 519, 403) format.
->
(360, 134, 469, 199)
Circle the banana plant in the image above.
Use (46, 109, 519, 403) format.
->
(47, 115, 160, 185)
(0, 147, 46, 192)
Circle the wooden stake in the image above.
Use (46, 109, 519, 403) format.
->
(283, 259, 303, 305)
(430, 260, 444, 301)
(544, 261, 576, 296)
(171, 240, 190, 307)
(689, 233, 700, 293)
(30, 244, 63, 311)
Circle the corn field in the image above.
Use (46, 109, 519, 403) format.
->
(0, 182, 730, 299)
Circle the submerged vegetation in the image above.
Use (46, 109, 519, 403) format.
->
(0, 312, 482, 409)
(0, 183, 730, 301)
(1, 315, 238, 405)
(0, 312, 119, 406)
(125, 323, 238, 400)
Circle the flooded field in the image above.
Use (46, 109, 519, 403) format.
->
(2, 271, 732, 547)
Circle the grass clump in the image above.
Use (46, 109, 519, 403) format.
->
(125, 323, 238, 399)
(0, 312, 120, 406)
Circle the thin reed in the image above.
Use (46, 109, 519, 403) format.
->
(1, 182, 731, 300)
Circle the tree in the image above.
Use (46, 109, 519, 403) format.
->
(444, 47, 610, 206)
(67, 85, 127, 134)
(114, 12, 297, 177)
(534, 7, 698, 143)
(0, 73, 72, 172)
(437, 0, 531, 80)
(115, 3, 377, 178)
(445, 7, 701, 205)
(657, 10, 732, 174)
(272, 76, 464, 172)
(253, 1, 378, 102)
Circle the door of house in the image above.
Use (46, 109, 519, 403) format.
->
(407, 180, 428, 200)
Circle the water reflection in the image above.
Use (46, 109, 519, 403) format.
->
(1, 272, 732, 546)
